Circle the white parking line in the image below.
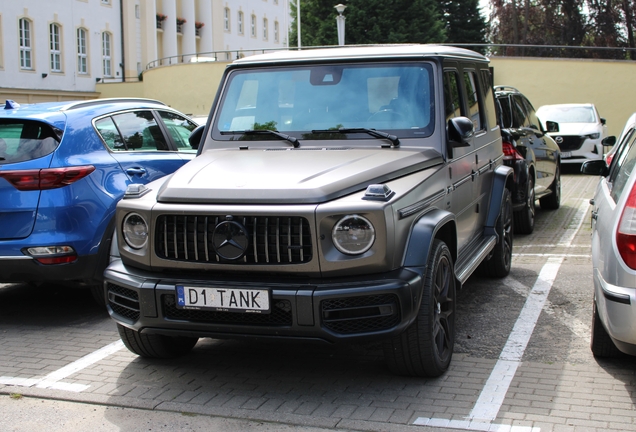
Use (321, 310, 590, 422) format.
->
(0, 340, 124, 392)
(414, 199, 591, 431)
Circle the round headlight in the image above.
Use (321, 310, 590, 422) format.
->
(332, 215, 375, 255)
(122, 213, 148, 249)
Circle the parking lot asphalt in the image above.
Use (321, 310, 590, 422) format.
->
(1, 172, 635, 432)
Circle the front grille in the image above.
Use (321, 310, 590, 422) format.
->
(155, 215, 313, 265)
(321, 294, 401, 334)
(107, 283, 140, 322)
(554, 135, 586, 151)
(162, 294, 293, 326)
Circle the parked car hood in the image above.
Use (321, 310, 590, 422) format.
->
(548, 123, 601, 136)
(156, 147, 443, 204)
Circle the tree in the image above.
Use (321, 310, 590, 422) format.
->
(440, 0, 488, 47)
(288, 0, 446, 47)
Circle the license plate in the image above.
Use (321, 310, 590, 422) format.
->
(561, 151, 571, 158)
(176, 285, 270, 313)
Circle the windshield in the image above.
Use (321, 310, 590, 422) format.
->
(537, 106, 596, 124)
(212, 62, 435, 143)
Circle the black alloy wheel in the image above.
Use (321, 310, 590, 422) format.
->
(479, 188, 513, 278)
(514, 176, 535, 234)
(540, 165, 561, 210)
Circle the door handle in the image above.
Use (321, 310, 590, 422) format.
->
(126, 167, 147, 176)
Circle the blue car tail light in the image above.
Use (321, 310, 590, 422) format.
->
(23, 245, 77, 265)
(0, 165, 95, 191)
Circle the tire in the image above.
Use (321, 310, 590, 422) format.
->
(590, 301, 621, 358)
(514, 175, 535, 234)
(117, 324, 199, 358)
(479, 188, 513, 278)
(89, 282, 106, 307)
(540, 165, 561, 210)
(383, 239, 456, 377)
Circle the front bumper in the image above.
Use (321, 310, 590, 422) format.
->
(104, 259, 425, 344)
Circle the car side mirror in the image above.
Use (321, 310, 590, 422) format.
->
(581, 159, 609, 176)
(546, 121, 559, 133)
(188, 125, 205, 150)
(448, 117, 474, 147)
(601, 117, 607, 125)
(602, 135, 616, 146)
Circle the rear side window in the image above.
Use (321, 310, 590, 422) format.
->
(157, 111, 198, 151)
(95, 110, 169, 151)
(463, 71, 483, 131)
(610, 130, 636, 202)
(0, 120, 61, 164)
(444, 71, 462, 121)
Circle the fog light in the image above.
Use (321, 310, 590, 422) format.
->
(24, 246, 78, 265)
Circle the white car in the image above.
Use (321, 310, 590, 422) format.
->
(582, 120, 636, 358)
(537, 103, 608, 165)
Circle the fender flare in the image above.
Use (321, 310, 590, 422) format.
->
(485, 164, 514, 234)
(403, 208, 457, 268)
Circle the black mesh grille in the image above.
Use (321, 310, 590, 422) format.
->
(155, 215, 313, 265)
(321, 294, 401, 334)
(162, 294, 293, 326)
(107, 283, 140, 322)
(554, 135, 586, 151)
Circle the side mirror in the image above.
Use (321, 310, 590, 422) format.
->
(581, 159, 609, 176)
(188, 125, 205, 150)
(546, 121, 559, 133)
(602, 135, 616, 146)
(601, 117, 607, 125)
(448, 117, 474, 147)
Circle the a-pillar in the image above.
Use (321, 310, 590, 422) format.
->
(161, 0, 178, 65)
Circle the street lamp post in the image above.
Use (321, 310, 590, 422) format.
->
(334, 4, 346, 46)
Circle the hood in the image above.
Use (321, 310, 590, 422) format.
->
(157, 147, 443, 204)
(548, 122, 600, 136)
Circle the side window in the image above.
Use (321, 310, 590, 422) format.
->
(97, 111, 169, 151)
(480, 69, 497, 130)
(511, 95, 527, 128)
(0, 121, 60, 163)
(523, 96, 541, 130)
(497, 96, 513, 129)
(157, 111, 198, 151)
(444, 71, 462, 121)
(609, 130, 636, 201)
(463, 71, 483, 131)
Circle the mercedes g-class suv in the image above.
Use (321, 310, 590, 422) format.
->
(104, 45, 513, 377)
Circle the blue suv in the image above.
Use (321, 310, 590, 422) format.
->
(0, 98, 198, 302)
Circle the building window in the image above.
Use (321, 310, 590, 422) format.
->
(19, 18, 32, 70)
(224, 8, 230, 31)
(274, 21, 279, 43)
(274, 0, 278, 4)
(49, 23, 62, 72)
(101, 0, 110, 4)
(263, 18, 268, 40)
(238, 11, 244, 34)
(102, 32, 112, 77)
(135, 5, 140, 19)
(251, 15, 256, 37)
(77, 28, 87, 74)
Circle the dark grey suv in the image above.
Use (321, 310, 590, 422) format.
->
(104, 45, 514, 377)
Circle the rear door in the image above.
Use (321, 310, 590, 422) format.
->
(0, 120, 59, 240)
(94, 109, 188, 185)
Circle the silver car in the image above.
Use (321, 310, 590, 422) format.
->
(583, 118, 636, 357)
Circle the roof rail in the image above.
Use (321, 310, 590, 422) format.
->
(494, 85, 521, 93)
(60, 98, 166, 111)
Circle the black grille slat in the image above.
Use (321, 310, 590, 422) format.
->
(107, 283, 140, 322)
(321, 294, 401, 335)
(155, 215, 312, 265)
(162, 295, 292, 326)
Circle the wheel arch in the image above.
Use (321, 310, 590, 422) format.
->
(403, 209, 457, 268)
(486, 165, 514, 234)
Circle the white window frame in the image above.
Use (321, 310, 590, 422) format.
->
(49, 23, 62, 72)
(77, 28, 88, 74)
(238, 11, 244, 34)
(224, 8, 230, 32)
(19, 18, 32, 70)
(251, 15, 256, 37)
(102, 32, 112, 77)
(263, 18, 268, 40)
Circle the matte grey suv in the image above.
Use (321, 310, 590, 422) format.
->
(104, 45, 514, 377)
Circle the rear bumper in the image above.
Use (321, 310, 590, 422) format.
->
(594, 267, 636, 355)
(104, 259, 425, 344)
(0, 253, 99, 283)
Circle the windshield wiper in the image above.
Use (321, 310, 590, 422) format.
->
(221, 130, 300, 148)
(312, 128, 400, 147)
